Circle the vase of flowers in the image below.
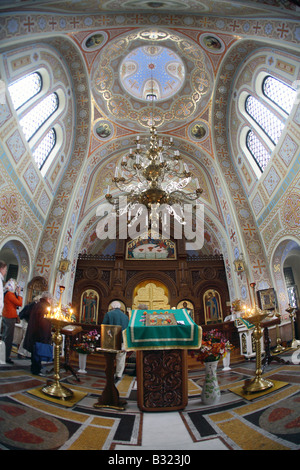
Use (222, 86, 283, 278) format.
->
(202, 360, 220, 405)
(197, 329, 226, 405)
(72, 329, 100, 374)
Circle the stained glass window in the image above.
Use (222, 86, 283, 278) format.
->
(246, 130, 271, 172)
(32, 128, 56, 170)
(8, 72, 42, 110)
(263, 76, 297, 115)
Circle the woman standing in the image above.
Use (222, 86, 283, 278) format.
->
(2, 279, 23, 364)
(23, 291, 53, 375)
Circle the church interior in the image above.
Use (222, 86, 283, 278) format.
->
(0, 0, 300, 452)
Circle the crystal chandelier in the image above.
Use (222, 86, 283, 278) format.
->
(105, 124, 203, 225)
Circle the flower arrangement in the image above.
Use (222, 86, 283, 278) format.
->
(195, 329, 227, 363)
(72, 329, 100, 354)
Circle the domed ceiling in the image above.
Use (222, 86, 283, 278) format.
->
(91, 29, 214, 131)
(120, 45, 185, 101)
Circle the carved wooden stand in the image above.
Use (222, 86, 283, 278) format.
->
(94, 350, 127, 410)
(136, 349, 188, 411)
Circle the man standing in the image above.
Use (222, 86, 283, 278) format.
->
(0, 260, 8, 333)
(102, 301, 129, 382)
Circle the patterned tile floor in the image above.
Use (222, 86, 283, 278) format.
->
(0, 349, 299, 451)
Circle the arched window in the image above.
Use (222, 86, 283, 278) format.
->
(245, 95, 284, 145)
(8, 72, 60, 174)
(20, 92, 59, 141)
(262, 75, 297, 115)
(32, 128, 56, 170)
(246, 130, 271, 172)
(8, 72, 42, 110)
(243, 74, 296, 174)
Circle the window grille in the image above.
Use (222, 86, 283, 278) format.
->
(246, 130, 271, 172)
(8, 72, 42, 110)
(245, 95, 284, 145)
(263, 76, 296, 115)
(19, 92, 58, 141)
(32, 128, 56, 170)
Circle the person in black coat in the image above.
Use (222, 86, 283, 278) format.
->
(23, 291, 53, 375)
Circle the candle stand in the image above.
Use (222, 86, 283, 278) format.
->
(42, 318, 74, 400)
(243, 309, 274, 394)
(42, 286, 74, 400)
(273, 310, 285, 354)
(286, 304, 300, 349)
(242, 282, 273, 394)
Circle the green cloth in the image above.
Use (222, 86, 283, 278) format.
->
(123, 309, 202, 351)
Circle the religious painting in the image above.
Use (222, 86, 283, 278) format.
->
(203, 289, 223, 324)
(177, 300, 194, 321)
(85, 33, 105, 49)
(258, 288, 277, 310)
(126, 231, 176, 260)
(95, 121, 112, 139)
(58, 258, 71, 273)
(234, 259, 245, 273)
(190, 123, 206, 140)
(80, 289, 99, 324)
(204, 36, 222, 50)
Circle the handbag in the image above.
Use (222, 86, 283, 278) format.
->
(34, 342, 53, 362)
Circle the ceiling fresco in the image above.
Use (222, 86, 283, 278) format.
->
(0, 0, 299, 309)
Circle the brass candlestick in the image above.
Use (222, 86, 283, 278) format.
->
(42, 318, 74, 400)
(286, 304, 300, 349)
(273, 310, 285, 353)
(42, 286, 74, 400)
(243, 283, 273, 394)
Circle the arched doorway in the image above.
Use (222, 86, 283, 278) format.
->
(132, 280, 170, 310)
(283, 246, 300, 309)
(0, 240, 30, 292)
(272, 238, 300, 320)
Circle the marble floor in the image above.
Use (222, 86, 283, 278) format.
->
(0, 348, 299, 451)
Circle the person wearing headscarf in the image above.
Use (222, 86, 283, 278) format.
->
(2, 278, 23, 364)
(102, 301, 129, 381)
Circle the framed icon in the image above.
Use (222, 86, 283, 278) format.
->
(258, 288, 276, 310)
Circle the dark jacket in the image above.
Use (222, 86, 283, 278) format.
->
(102, 308, 129, 331)
(23, 298, 52, 353)
(19, 301, 36, 322)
